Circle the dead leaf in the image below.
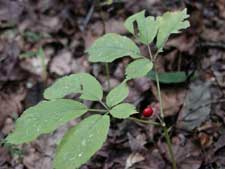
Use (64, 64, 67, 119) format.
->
(1, 118, 14, 135)
(152, 85, 186, 117)
(197, 132, 213, 148)
(127, 133, 147, 152)
(20, 57, 48, 77)
(167, 34, 197, 54)
(105, 19, 126, 34)
(0, 1, 24, 23)
(132, 148, 165, 169)
(50, 50, 73, 75)
(0, 147, 10, 167)
(0, 40, 22, 81)
(158, 136, 202, 169)
(0, 87, 26, 128)
(177, 80, 211, 131)
(125, 153, 144, 169)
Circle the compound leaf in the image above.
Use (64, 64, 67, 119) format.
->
(86, 33, 142, 62)
(124, 10, 158, 45)
(110, 103, 137, 119)
(6, 99, 87, 144)
(54, 114, 110, 169)
(126, 58, 153, 80)
(156, 8, 190, 50)
(106, 82, 129, 107)
(44, 73, 103, 101)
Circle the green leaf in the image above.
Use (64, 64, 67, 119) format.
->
(54, 114, 110, 169)
(147, 71, 196, 84)
(110, 103, 137, 119)
(23, 31, 43, 42)
(6, 99, 87, 144)
(126, 58, 153, 80)
(156, 8, 190, 50)
(86, 33, 142, 62)
(44, 73, 103, 101)
(124, 10, 158, 45)
(106, 82, 129, 107)
(19, 51, 37, 59)
(124, 10, 145, 34)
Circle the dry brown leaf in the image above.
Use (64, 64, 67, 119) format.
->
(125, 153, 144, 169)
(0, 87, 26, 128)
(0, 147, 10, 167)
(50, 50, 73, 75)
(151, 85, 186, 117)
(177, 81, 211, 131)
(158, 136, 202, 169)
(167, 34, 196, 54)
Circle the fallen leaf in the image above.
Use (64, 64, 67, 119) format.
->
(0, 147, 10, 167)
(125, 153, 144, 169)
(50, 50, 73, 75)
(0, 87, 26, 128)
(158, 136, 202, 169)
(127, 133, 147, 152)
(151, 85, 186, 117)
(167, 34, 196, 54)
(0, 40, 22, 81)
(0, 1, 24, 23)
(177, 80, 211, 131)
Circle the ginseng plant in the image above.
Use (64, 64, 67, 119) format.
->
(6, 9, 189, 169)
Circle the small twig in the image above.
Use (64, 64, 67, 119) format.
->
(199, 41, 225, 50)
(128, 117, 161, 126)
(80, 2, 95, 31)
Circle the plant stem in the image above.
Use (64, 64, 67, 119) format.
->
(162, 126, 177, 169)
(147, 47, 177, 169)
(105, 63, 111, 90)
(155, 71, 164, 119)
(88, 108, 108, 113)
(129, 117, 161, 126)
(154, 69, 177, 169)
(147, 45, 153, 60)
(99, 100, 110, 111)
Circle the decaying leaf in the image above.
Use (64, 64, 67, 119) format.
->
(151, 85, 186, 117)
(125, 153, 144, 169)
(177, 80, 211, 131)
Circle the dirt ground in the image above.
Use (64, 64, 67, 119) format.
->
(1, 0, 225, 169)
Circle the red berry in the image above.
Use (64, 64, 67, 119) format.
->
(142, 106, 153, 117)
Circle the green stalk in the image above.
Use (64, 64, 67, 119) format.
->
(155, 71, 164, 119)
(129, 117, 161, 126)
(147, 46, 177, 169)
(88, 109, 108, 113)
(163, 126, 176, 169)
(154, 68, 177, 169)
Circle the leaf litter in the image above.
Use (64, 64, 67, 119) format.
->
(1, 0, 225, 169)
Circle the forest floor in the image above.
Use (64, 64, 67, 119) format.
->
(1, 0, 225, 169)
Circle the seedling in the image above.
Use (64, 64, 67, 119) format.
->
(6, 9, 189, 169)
